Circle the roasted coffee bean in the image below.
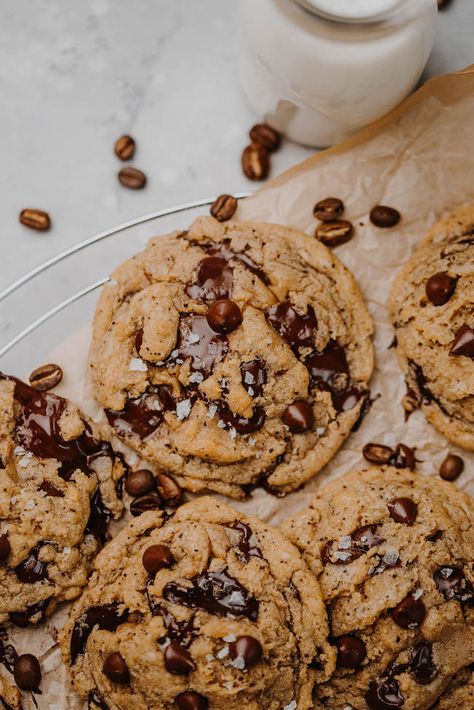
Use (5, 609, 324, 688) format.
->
(0, 534, 11, 563)
(228, 635, 263, 668)
(449, 324, 474, 358)
(114, 134, 136, 161)
(155, 471, 183, 506)
(335, 635, 366, 669)
(125, 469, 155, 497)
(164, 640, 196, 675)
(19, 208, 51, 231)
(313, 197, 344, 222)
(210, 194, 238, 222)
(241, 143, 270, 181)
(370, 205, 401, 228)
(118, 167, 147, 190)
(362, 443, 393, 465)
(387, 497, 418, 526)
(28, 363, 63, 392)
(439, 453, 464, 481)
(177, 691, 209, 710)
(103, 652, 130, 684)
(282, 400, 314, 433)
(13, 654, 41, 691)
(315, 220, 354, 247)
(391, 593, 426, 628)
(249, 123, 281, 153)
(425, 272, 457, 306)
(142, 544, 174, 575)
(130, 494, 163, 517)
(206, 299, 242, 334)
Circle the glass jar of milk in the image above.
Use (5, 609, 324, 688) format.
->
(238, 0, 437, 147)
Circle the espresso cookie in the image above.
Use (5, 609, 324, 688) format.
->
(389, 206, 474, 450)
(0, 373, 126, 627)
(282, 466, 474, 710)
(61, 497, 335, 710)
(90, 216, 373, 497)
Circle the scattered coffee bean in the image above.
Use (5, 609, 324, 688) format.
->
(449, 324, 474, 358)
(19, 208, 51, 232)
(13, 654, 41, 691)
(130, 494, 163, 517)
(425, 272, 457, 306)
(362, 443, 393, 465)
(439, 453, 464, 481)
(438, 0, 453, 9)
(388, 497, 418, 526)
(164, 640, 196, 675)
(210, 194, 238, 222)
(177, 691, 209, 710)
(241, 143, 270, 181)
(315, 220, 354, 247)
(335, 635, 366, 669)
(118, 167, 147, 190)
(125, 469, 155, 497)
(0, 533, 11, 563)
(114, 135, 136, 161)
(206, 299, 242, 334)
(155, 471, 183, 507)
(391, 593, 426, 629)
(249, 123, 281, 153)
(370, 205, 401, 228)
(103, 652, 130, 684)
(313, 197, 344, 222)
(142, 544, 174, 575)
(28, 363, 63, 392)
(229, 635, 263, 668)
(283, 401, 314, 433)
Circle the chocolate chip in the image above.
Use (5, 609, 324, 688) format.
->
(103, 652, 130, 684)
(164, 640, 196, 675)
(425, 272, 457, 306)
(206, 299, 242, 334)
(229, 635, 263, 668)
(39, 480, 64, 497)
(13, 654, 41, 691)
(323, 524, 384, 566)
(439, 453, 464, 481)
(388, 498, 417, 526)
(130, 494, 163, 517)
(118, 167, 147, 189)
(125, 469, 155, 497)
(315, 219, 354, 247)
(241, 143, 270, 181)
(282, 400, 314, 433)
(410, 640, 437, 685)
(335, 635, 366, 669)
(142, 544, 174, 575)
(390, 443, 416, 471)
(70, 604, 129, 664)
(155, 471, 183, 507)
(366, 676, 404, 709)
(313, 197, 344, 222)
(177, 691, 209, 710)
(14, 546, 48, 583)
(88, 690, 109, 709)
(240, 359, 267, 398)
(227, 521, 263, 563)
(249, 123, 281, 152)
(114, 135, 136, 161)
(362, 443, 394, 465)
(210, 194, 238, 222)
(19, 208, 51, 231)
(186, 256, 233, 302)
(28, 363, 63, 392)
(265, 302, 317, 351)
(391, 593, 426, 628)
(0, 534, 11, 563)
(369, 205, 401, 228)
(449, 325, 474, 358)
(167, 314, 229, 378)
(434, 566, 474, 603)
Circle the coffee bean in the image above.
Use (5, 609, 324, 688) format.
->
(391, 443, 416, 471)
(241, 143, 270, 181)
(210, 194, 238, 222)
(155, 471, 183, 507)
(370, 205, 401, 228)
(114, 135, 136, 161)
(103, 652, 130, 684)
(387, 497, 418, 526)
(425, 272, 457, 306)
(206, 299, 242, 334)
(249, 123, 281, 153)
(335, 635, 366, 669)
(282, 401, 314, 433)
(313, 197, 344, 222)
(439, 453, 464, 481)
(19, 208, 51, 232)
(142, 544, 174, 575)
(362, 443, 394, 465)
(449, 324, 474, 358)
(118, 167, 147, 190)
(28, 363, 63, 392)
(13, 654, 41, 691)
(315, 220, 354, 247)
(130, 494, 163, 517)
(391, 593, 425, 629)
(0, 534, 11, 563)
(229, 635, 263, 668)
(177, 691, 209, 710)
(164, 640, 196, 674)
(125, 470, 155, 497)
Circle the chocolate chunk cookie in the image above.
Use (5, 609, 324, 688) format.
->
(282, 466, 474, 710)
(61, 497, 335, 709)
(90, 216, 373, 497)
(0, 373, 126, 626)
(389, 206, 474, 450)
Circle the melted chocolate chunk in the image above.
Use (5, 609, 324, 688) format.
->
(9, 598, 50, 627)
(282, 400, 314, 432)
(185, 256, 233, 301)
(227, 521, 263, 563)
(214, 399, 266, 434)
(434, 566, 474, 604)
(366, 676, 404, 710)
(450, 325, 474, 358)
(371, 552, 401, 576)
(0, 637, 18, 674)
(391, 594, 426, 628)
(304, 340, 365, 413)
(265, 302, 317, 352)
(410, 641, 437, 684)
(426, 529, 444, 543)
(102, 652, 130, 684)
(147, 601, 196, 648)
(14, 545, 48, 584)
(134, 328, 143, 355)
(85, 489, 112, 543)
(106, 384, 175, 439)
(166, 314, 228, 380)
(88, 691, 109, 710)
(163, 569, 258, 620)
(331, 386, 365, 412)
(240, 359, 267, 398)
(70, 603, 129, 664)
(38, 480, 64, 497)
(0, 535, 11, 563)
(201, 239, 270, 286)
(387, 498, 418, 526)
(322, 524, 384, 566)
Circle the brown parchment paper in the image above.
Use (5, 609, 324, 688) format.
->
(6, 65, 474, 709)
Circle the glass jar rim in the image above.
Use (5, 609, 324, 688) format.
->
(294, 0, 404, 22)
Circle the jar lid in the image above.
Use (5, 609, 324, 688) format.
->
(299, 0, 402, 21)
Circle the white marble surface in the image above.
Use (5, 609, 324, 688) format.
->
(0, 0, 472, 296)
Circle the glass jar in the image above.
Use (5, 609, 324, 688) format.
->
(238, 0, 437, 147)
